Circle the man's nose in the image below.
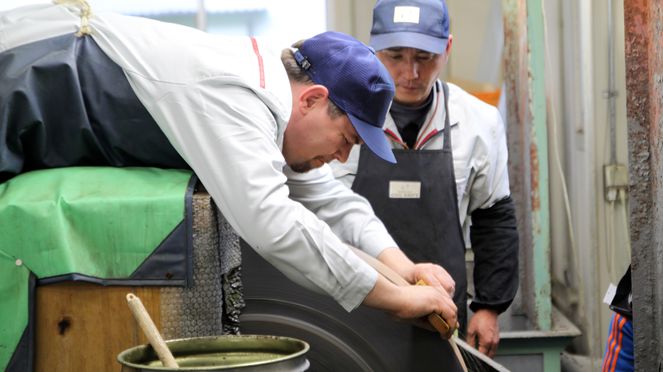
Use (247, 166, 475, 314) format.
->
(333, 145, 352, 163)
(402, 61, 419, 80)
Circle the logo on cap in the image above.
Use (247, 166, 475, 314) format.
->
(393, 6, 420, 24)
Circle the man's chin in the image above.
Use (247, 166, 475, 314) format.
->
(289, 159, 324, 173)
(395, 91, 426, 106)
(289, 162, 313, 173)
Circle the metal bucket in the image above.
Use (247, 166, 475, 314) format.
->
(117, 334, 310, 372)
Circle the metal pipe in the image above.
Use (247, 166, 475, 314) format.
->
(623, 0, 663, 367)
(196, 0, 207, 32)
(607, 0, 617, 163)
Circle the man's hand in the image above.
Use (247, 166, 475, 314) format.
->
(466, 309, 500, 357)
(376, 247, 455, 296)
(410, 263, 455, 296)
(363, 275, 457, 328)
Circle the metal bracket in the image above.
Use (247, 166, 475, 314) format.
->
(604, 163, 629, 202)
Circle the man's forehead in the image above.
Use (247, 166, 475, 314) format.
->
(383, 47, 436, 56)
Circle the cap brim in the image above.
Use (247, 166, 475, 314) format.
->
(348, 113, 396, 164)
(370, 32, 448, 55)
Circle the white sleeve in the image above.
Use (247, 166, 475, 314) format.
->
(285, 163, 398, 258)
(467, 103, 512, 213)
(136, 81, 377, 312)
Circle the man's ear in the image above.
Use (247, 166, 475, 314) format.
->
(298, 84, 329, 114)
(444, 35, 453, 61)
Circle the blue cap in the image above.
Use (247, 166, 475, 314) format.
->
(294, 31, 397, 164)
(370, 0, 450, 54)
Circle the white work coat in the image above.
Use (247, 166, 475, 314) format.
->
(1, 4, 398, 311)
(332, 80, 512, 237)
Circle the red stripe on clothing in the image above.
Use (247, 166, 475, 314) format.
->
(609, 315, 627, 372)
(417, 129, 439, 149)
(384, 128, 406, 148)
(413, 96, 439, 149)
(250, 37, 265, 88)
(602, 314, 620, 372)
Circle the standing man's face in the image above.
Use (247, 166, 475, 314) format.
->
(377, 46, 448, 107)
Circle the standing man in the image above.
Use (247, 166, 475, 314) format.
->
(331, 0, 519, 357)
(0, 3, 457, 326)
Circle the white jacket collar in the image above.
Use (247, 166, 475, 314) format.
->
(383, 80, 462, 149)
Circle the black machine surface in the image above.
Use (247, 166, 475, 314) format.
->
(239, 242, 465, 372)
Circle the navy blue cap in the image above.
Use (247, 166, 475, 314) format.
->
(293, 31, 396, 164)
(370, 0, 450, 54)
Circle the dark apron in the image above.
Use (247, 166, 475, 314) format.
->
(351, 82, 468, 330)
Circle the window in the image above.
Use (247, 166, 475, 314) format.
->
(1, 0, 327, 49)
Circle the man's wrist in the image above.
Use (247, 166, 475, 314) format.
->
(376, 247, 416, 283)
(473, 308, 498, 316)
(469, 300, 512, 314)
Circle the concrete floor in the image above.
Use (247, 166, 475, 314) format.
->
(561, 352, 603, 372)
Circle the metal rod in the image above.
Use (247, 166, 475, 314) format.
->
(196, 0, 207, 31)
(607, 0, 617, 163)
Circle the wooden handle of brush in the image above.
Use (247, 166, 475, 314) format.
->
(415, 279, 454, 338)
(126, 293, 179, 368)
(350, 247, 468, 372)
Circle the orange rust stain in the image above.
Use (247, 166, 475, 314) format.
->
(530, 142, 540, 211)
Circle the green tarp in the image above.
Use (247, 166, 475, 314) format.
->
(0, 167, 194, 371)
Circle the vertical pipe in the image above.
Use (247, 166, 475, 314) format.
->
(196, 0, 207, 32)
(623, 0, 663, 369)
(558, 0, 601, 360)
(503, 0, 533, 322)
(502, 0, 552, 331)
(607, 0, 617, 164)
(526, 0, 552, 331)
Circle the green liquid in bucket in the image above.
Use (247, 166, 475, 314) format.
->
(144, 351, 289, 367)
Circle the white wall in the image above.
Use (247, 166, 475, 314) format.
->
(446, 0, 503, 87)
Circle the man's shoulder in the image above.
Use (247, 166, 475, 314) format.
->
(444, 81, 503, 130)
(446, 82, 498, 112)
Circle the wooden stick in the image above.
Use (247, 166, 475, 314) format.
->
(126, 293, 179, 368)
(350, 247, 468, 372)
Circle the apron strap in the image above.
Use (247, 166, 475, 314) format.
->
(441, 82, 452, 153)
